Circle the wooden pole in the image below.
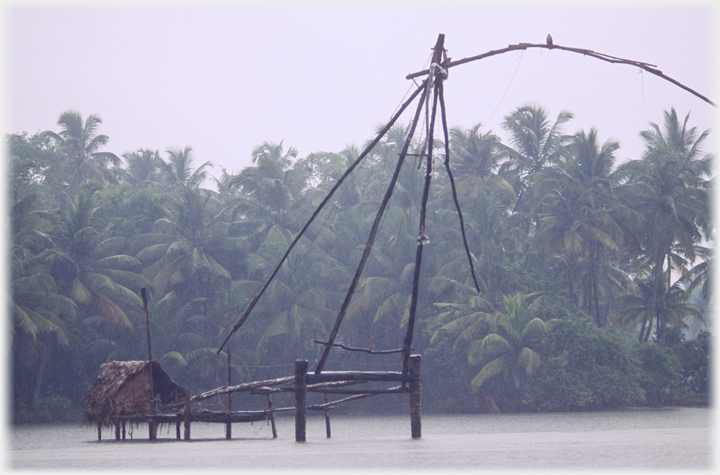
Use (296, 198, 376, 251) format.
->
(324, 392, 331, 438)
(176, 421, 180, 439)
(184, 397, 191, 440)
(294, 359, 308, 442)
(97, 422, 102, 441)
(115, 419, 120, 440)
(141, 287, 156, 442)
(141, 287, 152, 362)
(409, 354, 422, 439)
(226, 348, 232, 440)
(216, 80, 428, 356)
(267, 394, 278, 439)
(315, 75, 432, 376)
(149, 418, 157, 441)
(122, 420, 126, 440)
(403, 34, 444, 378)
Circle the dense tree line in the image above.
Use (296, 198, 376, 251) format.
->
(9, 105, 712, 422)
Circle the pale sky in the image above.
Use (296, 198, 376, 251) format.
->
(5, 2, 718, 182)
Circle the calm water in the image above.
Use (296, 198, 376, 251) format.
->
(8, 407, 713, 470)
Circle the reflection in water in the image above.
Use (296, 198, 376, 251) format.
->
(10, 408, 711, 469)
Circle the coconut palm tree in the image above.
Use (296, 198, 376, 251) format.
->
(162, 146, 213, 190)
(498, 104, 574, 217)
(614, 271, 703, 344)
(228, 141, 309, 235)
(11, 193, 75, 345)
(134, 185, 240, 297)
(532, 128, 627, 325)
(40, 189, 149, 330)
(614, 108, 712, 343)
(120, 149, 165, 189)
(42, 111, 121, 197)
(465, 293, 561, 394)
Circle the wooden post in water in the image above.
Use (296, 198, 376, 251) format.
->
(176, 421, 180, 439)
(122, 420, 126, 440)
(141, 287, 153, 362)
(324, 392, 331, 438)
(267, 393, 278, 439)
(409, 354, 422, 439)
(226, 348, 232, 440)
(141, 287, 156, 442)
(115, 419, 120, 440)
(184, 397, 191, 440)
(97, 422, 102, 440)
(149, 419, 157, 441)
(294, 359, 308, 442)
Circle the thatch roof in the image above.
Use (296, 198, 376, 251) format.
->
(82, 360, 188, 427)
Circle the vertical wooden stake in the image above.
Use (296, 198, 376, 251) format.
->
(97, 422, 102, 441)
(122, 420, 126, 440)
(176, 421, 180, 439)
(226, 348, 232, 440)
(267, 393, 278, 439)
(324, 392, 331, 438)
(115, 419, 120, 440)
(141, 287, 152, 362)
(409, 354, 422, 439)
(294, 359, 308, 442)
(184, 397, 191, 440)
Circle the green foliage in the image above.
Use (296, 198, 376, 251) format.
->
(14, 396, 80, 424)
(670, 330, 710, 394)
(634, 342, 682, 404)
(8, 103, 712, 422)
(522, 316, 645, 411)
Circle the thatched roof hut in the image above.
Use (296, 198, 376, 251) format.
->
(82, 360, 188, 427)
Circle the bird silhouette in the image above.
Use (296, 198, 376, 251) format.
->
(546, 34, 553, 46)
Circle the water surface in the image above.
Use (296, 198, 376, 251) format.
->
(9, 407, 712, 469)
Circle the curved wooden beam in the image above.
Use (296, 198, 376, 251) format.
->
(406, 41, 715, 107)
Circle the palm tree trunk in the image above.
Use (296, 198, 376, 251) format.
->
(484, 395, 501, 414)
(646, 252, 665, 343)
(658, 254, 673, 346)
(31, 343, 48, 409)
(567, 255, 577, 305)
(638, 318, 647, 342)
(589, 243, 602, 327)
(642, 314, 654, 342)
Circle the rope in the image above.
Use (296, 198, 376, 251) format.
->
(480, 50, 524, 133)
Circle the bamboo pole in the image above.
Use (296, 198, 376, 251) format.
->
(191, 375, 295, 401)
(315, 77, 432, 375)
(294, 359, 308, 442)
(324, 392, 331, 438)
(266, 394, 278, 439)
(409, 355, 422, 439)
(141, 287, 156, 442)
(141, 287, 152, 362)
(306, 389, 403, 410)
(403, 34, 444, 378)
(306, 371, 407, 384)
(217, 80, 428, 355)
(406, 41, 715, 107)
